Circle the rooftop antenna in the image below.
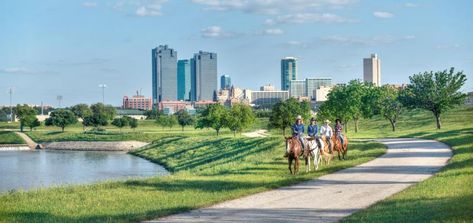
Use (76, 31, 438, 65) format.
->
(56, 95, 63, 108)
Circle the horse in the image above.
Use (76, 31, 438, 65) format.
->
(285, 137, 303, 175)
(303, 137, 322, 172)
(318, 135, 334, 165)
(331, 134, 349, 160)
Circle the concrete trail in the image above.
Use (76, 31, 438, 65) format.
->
(145, 138, 452, 223)
(14, 132, 38, 149)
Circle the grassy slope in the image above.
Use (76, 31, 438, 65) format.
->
(0, 131, 25, 144)
(341, 106, 473, 222)
(0, 136, 385, 223)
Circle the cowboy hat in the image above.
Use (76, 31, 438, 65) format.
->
(324, 119, 331, 123)
(296, 115, 302, 120)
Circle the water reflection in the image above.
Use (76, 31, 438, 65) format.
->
(0, 150, 169, 193)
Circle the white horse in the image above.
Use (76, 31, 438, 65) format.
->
(304, 137, 324, 172)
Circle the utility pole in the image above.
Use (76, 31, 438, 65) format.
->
(99, 84, 107, 104)
(57, 95, 63, 108)
(9, 88, 13, 122)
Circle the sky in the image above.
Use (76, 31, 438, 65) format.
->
(1, 0, 472, 107)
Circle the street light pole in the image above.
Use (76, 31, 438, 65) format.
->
(9, 88, 13, 122)
(99, 84, 107, 104)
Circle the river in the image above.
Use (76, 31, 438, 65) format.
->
(0, 150, 169, 193)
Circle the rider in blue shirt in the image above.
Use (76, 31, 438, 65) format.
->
(292, 115, 305, 151)
(307, 118, 318, 137)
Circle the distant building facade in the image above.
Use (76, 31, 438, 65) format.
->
(281, 57, 297, 90)
(289, 78, 333, 100)
(152, 45, 178, 104)
(191, 51, 217, 101)
(363, 53, 381, 86)
(220, 74, 231, 90)
(466, 92, 473, 105)
(314, 86, 333, 102)
(122, 95, 153, 110)
(260, 84, 276, 91)
(248, 88, 289, 108)
(177, 59, 191, 101)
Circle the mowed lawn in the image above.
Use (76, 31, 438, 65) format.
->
(0, 136, 385, 223)
(341, 106, 473, 222)
(0, 131, 25, 144)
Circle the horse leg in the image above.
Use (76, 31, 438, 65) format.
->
(305, 156, 309, 173)
(288, 158, 293, 175)
(295, 158, 299, 174)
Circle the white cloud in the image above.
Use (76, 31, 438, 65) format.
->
(436, 43, 461, 49)
(320, 35, 414, 45)
(201, 26, 236, 38)
(404, 3, 418, 8)
(0, 67, 36, 74)
(266, 13, 355, 25)
(373, 11, 394, 18)
(82, 2, 98, 8)
(192, 0, 357, 15)
(261, 28, 284, 35)
(111, 0, 167, 17)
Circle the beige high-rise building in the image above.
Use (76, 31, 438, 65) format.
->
(363, 53, 381, 86)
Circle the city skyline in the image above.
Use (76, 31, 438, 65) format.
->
(1, 0, 472, 106)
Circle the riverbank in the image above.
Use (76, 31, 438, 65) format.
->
(43, 141, 149, 151)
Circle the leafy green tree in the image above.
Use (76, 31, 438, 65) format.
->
(269, 98, 310, 135)
(225, 103, 255, 137)
(361, 83, 383, 119)
(318, 85, 352, 132)
(128, 117, 138, 130)
(144, 109, 163, 120)
(175, 109, 195, 131)
(85, 103, 116, 128)
(157, 115, 178, 129)
(15, 104, 38, 132)
(45, 109, 78, 132)
(71, 104, 92, 130)
(195, 103, 228, 136)
(111, 117, 129, 131)
(400, 67, 467, 129)
(378, 85, 404, 131)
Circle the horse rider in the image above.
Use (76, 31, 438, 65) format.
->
(334, 119, 345, 146)
(320, 119, 333, 152)
(307, 117, 322, 149)
(284, 115, 305, 157)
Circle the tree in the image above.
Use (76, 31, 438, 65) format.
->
(111, 117, 129, 131)
(225, 103, 255, 137)
(71, 104, 92, 130)
(269, 98, 310, 135)
(157, 115, 178, 129)
(400, 67, 467, 129)
(318, 85, 352, 132)
(361, 83, 383, 119)
(175, 109, 195, 131)
(15, 104, 37, 132)
(85, 103, 116, 128)
(345, 80, 366, 133)
(128, 117, 138, 130)
(378, 85, 403, 131)
(45, 109, 78, 132)
(144, 109, 163, 120)
(195, 103, 228, 136)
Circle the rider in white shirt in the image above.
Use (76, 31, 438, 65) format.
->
(320, 120, 333, 152)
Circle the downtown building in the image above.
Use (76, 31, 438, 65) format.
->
(122, 94, 153, 110)
(152, 45, 177, 104)
(220, 74, 231, 90)
(281, 57, 297, 91)
(247, 85, 289, 108)
(177, 59, 191, 101)
(289, 78, 333, 101)
(191, 51, 218, 101)
(363, 53, 381, 86)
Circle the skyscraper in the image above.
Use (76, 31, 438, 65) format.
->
(363, 53, 381, 86)
(281, 57, 297, 90)
(177, 59, 191, 101)
(191, 51, 217, 101)
(152, 45, 177, 105)
(220, 74, 231, 90)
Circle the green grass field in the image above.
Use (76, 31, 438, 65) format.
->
(340, 106, 473, 222)
(0, 136, 385, 223)
(0, 131, 25, 144)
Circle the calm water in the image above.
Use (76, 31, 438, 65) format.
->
(0, 150, 169, 193)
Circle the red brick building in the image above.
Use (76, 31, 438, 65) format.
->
(122, 95, 153, 110)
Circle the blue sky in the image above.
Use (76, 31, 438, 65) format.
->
(1, 0, 472, 107)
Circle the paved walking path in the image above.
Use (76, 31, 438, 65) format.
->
(145, 138, 452, 223)
(14, 132, 38, 149)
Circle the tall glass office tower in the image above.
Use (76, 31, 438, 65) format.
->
(152, 45, 177, 104)
(281, 57, 297, 90)
(177, 59, 191, 101)
(191, 51, 217, 101)
(220, 74, 231, 90)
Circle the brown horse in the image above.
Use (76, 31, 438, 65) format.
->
(285, 137, 303, 175)
(331, 134, 349, 160)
